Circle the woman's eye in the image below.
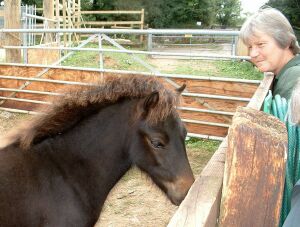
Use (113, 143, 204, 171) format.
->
(150, 140, 164, 149)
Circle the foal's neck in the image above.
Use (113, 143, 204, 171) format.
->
(44, 100, 135, 212)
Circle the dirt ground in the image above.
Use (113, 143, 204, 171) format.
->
(0, 111, 214, 227)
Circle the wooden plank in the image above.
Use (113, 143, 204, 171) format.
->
(79, 21, 142, 25)
(4, 0, 21, 63)
(247, 72, 274, 110)
(179, 109, 232, 124)
(219, 107, 287, 227)
(184, 122, 228, 137)
(182, 96, 247, 112)
(168, 74, 275, 227)
(27, 45, 60, 65)
(62, 0, 67, 45)
(171, 78, 259, 98)
(79, 10, 143, 15)
(236, 38, 249, 56)
(43, 0, 55, 43)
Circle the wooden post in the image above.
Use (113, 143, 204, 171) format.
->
(55, 0, 60, 44)
(43, 0, 54, 43)
(77, 0, 81, 41)
(219, 106, 287, 227)
(4, 0, 21, 63)
(236, 38, 249, 56)
(140, 8, 144, 43)
(62, 0, 67, 46)
(77, 0, 81, 29)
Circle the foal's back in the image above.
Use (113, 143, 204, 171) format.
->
(0, 143, 96, 227)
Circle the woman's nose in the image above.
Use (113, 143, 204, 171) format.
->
(249, 47, 259, 58)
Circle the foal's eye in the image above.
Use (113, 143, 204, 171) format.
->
(150, 140, 165, 149)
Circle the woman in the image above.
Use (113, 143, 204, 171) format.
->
(283, 80, 300, 227)
(240, 7, 300, 99)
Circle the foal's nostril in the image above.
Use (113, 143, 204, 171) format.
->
(170, 195, 184, 206)
(167, 175, 195, 206)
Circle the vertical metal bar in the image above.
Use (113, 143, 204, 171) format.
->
(29, 5, 32, 46)
(28, 5, 31, 46)
(140, 8, 144, 43)
(33, 5, 37, 45)
(23, 5, 28, 64)
(231, 35, 235, 56)
(62, 0, 67, 49)
(55, 0, 60, 46)
(147, 30, 152, 52)
(98, 33, 104, 70)
(233, 35, 238, 57)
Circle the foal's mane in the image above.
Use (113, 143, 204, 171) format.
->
(2, 75, 180, 150)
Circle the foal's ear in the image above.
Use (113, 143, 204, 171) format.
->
(176, 84, 186, 94)
(143, 91, 159, 114)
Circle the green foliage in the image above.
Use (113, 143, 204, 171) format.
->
(21, 0, 42, 7)
(215, 60, 264, 80)
(61, 44, 149, 71)
(186, 137, 221, 152)
(158, 59, 263, 80)
(214, 0, 242, 27)
(266, 0, 300, 28)
(21, 0, 242, 28)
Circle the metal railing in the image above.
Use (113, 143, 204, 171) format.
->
(0, 28, 250, 66)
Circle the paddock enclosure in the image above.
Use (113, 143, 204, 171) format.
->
(0, 67, 284, 226)
(0, 0, 289, 226)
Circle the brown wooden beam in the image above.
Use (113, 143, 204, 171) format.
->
(219, 107, 287, 227)
(4, 0, 21, 63)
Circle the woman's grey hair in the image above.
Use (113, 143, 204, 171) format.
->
(288, 79, 300, 125)
(240, 7, 300, 55)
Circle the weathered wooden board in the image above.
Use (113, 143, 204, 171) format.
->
(27, 47, 60, 65)
(4, 0, 21, 63)
(219, 106, 287, 227)
(179, 109, 232, 124)
(184, 122, 228, 137)
(171, 78, 258, 98)
(182, 96, 248, 112)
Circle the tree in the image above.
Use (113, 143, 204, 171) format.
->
(21, 0, 42, 7)
(214, 0, 241, 28)
(20, 0, 220, 29)
(266, 0, 300, 28)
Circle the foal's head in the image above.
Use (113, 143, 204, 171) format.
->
(129, 84, 195, 205)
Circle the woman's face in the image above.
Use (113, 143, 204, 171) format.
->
(247, 32, 293, 75)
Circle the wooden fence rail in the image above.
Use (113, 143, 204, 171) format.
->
(0, 65, 260, 140)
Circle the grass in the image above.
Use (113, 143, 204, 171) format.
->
(186, 137, 221, 151)
(62, 44, 149, 72)
(186, 138, 221, 175)
(215, 60, 263, 80)
(62, 43, 262, 81)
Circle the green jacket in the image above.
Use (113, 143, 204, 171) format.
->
(273, 54, 300, 100)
